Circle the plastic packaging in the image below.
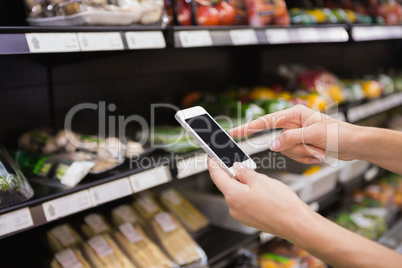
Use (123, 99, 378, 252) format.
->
(159, 188, 209, 233)
(111, 204, 144, 226)
(25, 0, 168, 26)
(113, 222, 177, 267)
(47, 224, 84, 252)
(81, 213, 112, 238)
(150, 212, 207, 267)
(82, 234, 135, 267)
(243, 0, 289, 26)
(0, 147, 34, 209)
(50, 248, 91, 268)
(133, 191, 164, 220)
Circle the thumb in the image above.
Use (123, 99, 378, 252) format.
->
(270, 127, 313, 152)
(233, 162, 259, 185)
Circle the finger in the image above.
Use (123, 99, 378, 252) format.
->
(270, 125, 318, 152)
(233, 162, 264, 186)
(286, 155, 323, 165)
(281, 144, 325, 159)
(229, 105, 312, 138)
(207, 158, 247, 194)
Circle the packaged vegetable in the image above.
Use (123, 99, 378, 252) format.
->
(50, 248, 91, 268)
(12, 150, 95, 187)
(47, 224, 83, 253)
(114, 222, 176, 268)
(0, 147, 34, 209)
(81, 214, 112, 238)
(159, 188, 209, 233)
(151, 212, 207, 266)
(82, 234, 135, 268)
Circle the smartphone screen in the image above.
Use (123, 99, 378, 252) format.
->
(185, 114, 248, 168)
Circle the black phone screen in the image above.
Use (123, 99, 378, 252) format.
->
(185, 114, 248, 168)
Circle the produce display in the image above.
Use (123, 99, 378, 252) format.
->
(47, 224, 84, 252)
(0, 147, 34, 209)
(259, 239, 326, 268)
(82, 234, 135, 267)
(51, 248, 91, 268)
(25, 0, 166, 26)
(159, 188, 209, 233)
(332, 173, 402, 240)
(151, 212, 207, 266)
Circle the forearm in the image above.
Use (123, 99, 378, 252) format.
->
(353, 126, 402, 175)
(288, 210, 402, 267)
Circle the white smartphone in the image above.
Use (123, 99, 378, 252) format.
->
(175, 106, 256, 177)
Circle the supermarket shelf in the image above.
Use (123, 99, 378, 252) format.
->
(196, 225, 260, 266)
(346, 92, 402, 123)
(0, 26, 167, 54)
(173, 25, 349, 48)
(0, 160, 173, 239)
(351, 24, 402, 41)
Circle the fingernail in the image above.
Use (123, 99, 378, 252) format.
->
(271, 139, 281, 150)
(233, 162, 244, 171)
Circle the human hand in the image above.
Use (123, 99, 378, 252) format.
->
(207, 157, 314, 239)
(229, 105, 359, 163)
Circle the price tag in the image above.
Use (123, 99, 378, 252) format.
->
(0, 207, 33, 237)
(129, 166, 172, 192)
(229, 29, 258, 45)
(26, 33, 80, 53)
(176, 153, 208, 179)
(239, 132, 277, 155)
(298, 28, 320, 43)
(77, 32, 124, 51)
(55, 249, 83, 268)
(51, 224, 77, 247)
(43, 190, 92, 222)
(320, 27, 349, 42)
(119, 223, 143, 243)
(89, 178, 132, 206)
(113, 205, 136, 223)
(178, 31, 213, 48)
(84, 214, 109, 234)
(88, 236, 114, 258)
(155, 212, 177, 233)
(265, 29, 291, 44)
(125, 31, 166, 49)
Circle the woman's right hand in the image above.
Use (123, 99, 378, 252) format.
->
(230, 105, 360, 164)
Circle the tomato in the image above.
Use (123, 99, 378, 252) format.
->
(197, 6, 220, 25)
(177, 0, 193, 25)
(215, 1, 236, 25)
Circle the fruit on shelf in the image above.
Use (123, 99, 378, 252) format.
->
(361, 80, 382, 98)
(176, 0, 193, 25)
(196, 0, 220, 25)
(215, 0, 236, 25)
(249, 87, 276, 100)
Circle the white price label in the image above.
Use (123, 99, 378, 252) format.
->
(265, 29, 291, 44)
(43, 190, 92, 222)
(26, 33, 80, 53)
(298, 28, 320, 43)
(321, 27, 349, 42)
(88, 236, 114, 258)
(125, 31, 166, 49)
(176, 153, 208, 179)
(84, 214, 109, 234)
(89, 178, 132, 206)
(55, 249, 83, 268)
(229, 29, 258, 45)
(51, 225, 77, 247)
(129, 166, 172, 192)
(0, 207, 33, 237)
(178, 31, 213, 48)
(119, 223, 143, 243)
(155, 212, 177, 233)
(77, 32, 124, 51)
(113, 205, 136, 223)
